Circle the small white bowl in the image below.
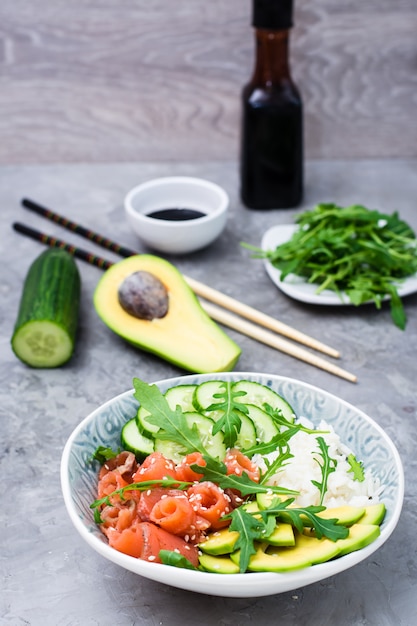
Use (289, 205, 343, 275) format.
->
(124, 176, 229, 254)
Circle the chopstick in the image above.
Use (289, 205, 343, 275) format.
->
(21, 198, 135, 258)
(13, 222, 113, 269)
(21, 198, 340, 359)
(12, 220, 357, 383)
(201, 302, 357, 383)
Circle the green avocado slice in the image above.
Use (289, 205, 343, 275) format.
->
(231, 523, 380, 573)
(199, 553, 240, 574)
(357, 503, 386, 525)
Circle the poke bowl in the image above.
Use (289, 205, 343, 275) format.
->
(60, 372, 404, 598)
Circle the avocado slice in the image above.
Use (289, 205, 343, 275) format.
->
(266, 523, 295, 546)
(199, 553, 240, 574)
(256, 493, 368, 528)
(313, 505, 366, 526)
(93, 255, 241, 373)
(334, 523, 381, 557)
(199, 528, 240, 556)
(231, 523, 380, 573)
(232, 534, 341, 572)
(357, 503, 386, 526)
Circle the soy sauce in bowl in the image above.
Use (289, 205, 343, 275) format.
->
(125, 176, 229, 254)
(147, 208, 206, 221)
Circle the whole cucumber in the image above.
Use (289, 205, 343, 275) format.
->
(11, 248, 81, 367)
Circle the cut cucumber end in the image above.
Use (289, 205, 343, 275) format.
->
(11, 320, 74, 368)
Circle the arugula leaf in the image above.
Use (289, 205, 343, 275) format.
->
(311, 436, 337, 505)
(132, 378, 209, 456)
(203, 381, 249, 449)
(263, 403, 328, 435)
(347, 453, 365, 482)
(227, 505, 268, 573)
(242, 426, 300, 457)
(226, 497, 350, 572)
(93, 507, 104, 524)
(91, 445, 120, 464)
(90, 477, 192, 510)
(257, 499, 349, 541)
(159, 550, 200, 570)
(259, 445, 293, 485)
(191, 456, 298, 498)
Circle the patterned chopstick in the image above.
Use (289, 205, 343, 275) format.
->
(12, 222, 114, 270)
(22, 198, 136, 258)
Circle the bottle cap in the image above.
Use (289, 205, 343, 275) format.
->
(252, 0, 293, 29)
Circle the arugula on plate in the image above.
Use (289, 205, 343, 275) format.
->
(243, 203, 417, 329)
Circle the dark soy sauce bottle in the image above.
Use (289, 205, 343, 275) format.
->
(240, 0, 303, 209)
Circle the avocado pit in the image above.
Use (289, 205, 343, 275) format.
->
(118, 271, 169, 320)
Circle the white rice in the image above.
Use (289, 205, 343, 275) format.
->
(252, 417, 382, 509)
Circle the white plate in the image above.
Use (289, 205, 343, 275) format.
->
(61, 372, 403, 598)
(262, 224, 417, 306)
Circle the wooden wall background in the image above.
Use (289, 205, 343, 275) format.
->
(1, 0, 416, 165)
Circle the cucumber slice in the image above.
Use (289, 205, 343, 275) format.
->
(232, 380, 295, 424)
(121, 417, 154, 460)
(193, 380, 260, 450)
(164, 384, 198, 412)
(244, 404, 279, 443)
(154, 412, 226, 463)
(232, 410, 258, 450)
(136, 384, 199, 438)
(193, 380, 227, 412)
(136, 405, 159, 438)
(11, 248, 81, 368)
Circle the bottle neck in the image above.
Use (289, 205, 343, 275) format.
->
(251, 28, 291, 85)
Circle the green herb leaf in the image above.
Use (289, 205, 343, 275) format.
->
(91, 445, 120, 464)
(259, 445, 294, 485)
(227, 497, 350, 572)
(227, 505, 268, 573)
(203, 381, 249, 449)
(159, 550, 200, 570)
(311, 436, 337, 505)
(132, 378, 209, 456)
(191, 456, 298, 498)
(242, 426, 300, 458)
(347, 453, 365, 482)
(257, 498, 350, 541)
(90, 477, 192, 510)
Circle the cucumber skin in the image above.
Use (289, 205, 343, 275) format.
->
(11, 249, 81, 367)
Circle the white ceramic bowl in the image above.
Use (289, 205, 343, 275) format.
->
(61, 372, 404, 598)
(124, 176, 229, 254)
